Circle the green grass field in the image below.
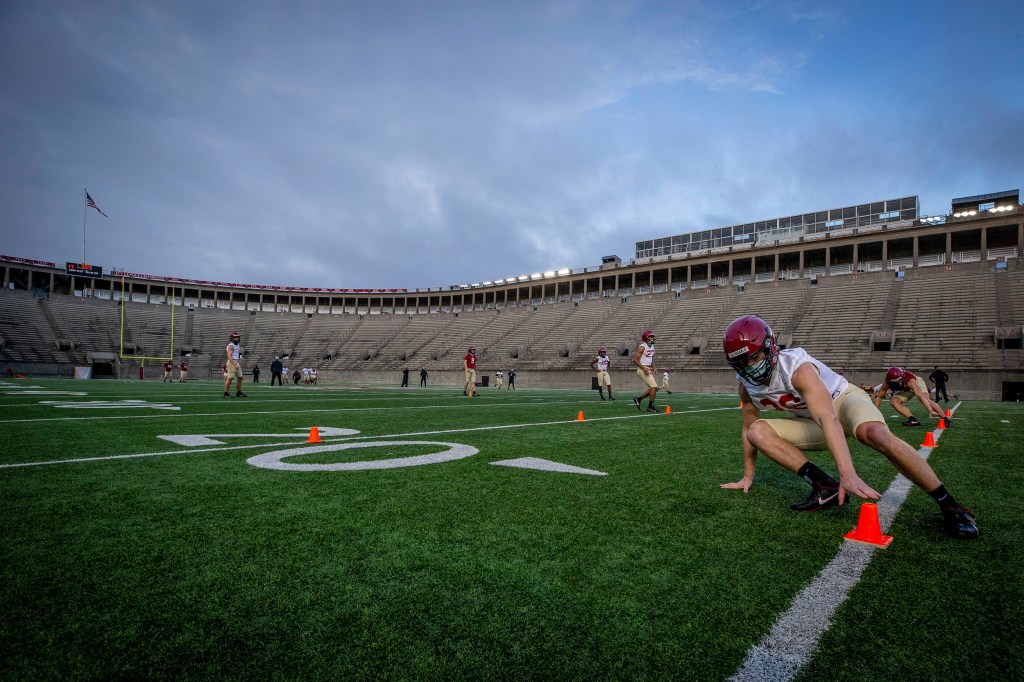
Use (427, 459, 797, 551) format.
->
(1, 378, 1021, 680)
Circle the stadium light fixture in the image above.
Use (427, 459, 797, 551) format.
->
(531, 273, 542, 280)
(557, 268, 570, 276)
(543, 271, 555, 278)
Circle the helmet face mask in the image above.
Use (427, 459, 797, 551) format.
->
(641, 330, 655, 344)
(723, 316, 779, 386)
(598, 347, 607, 356)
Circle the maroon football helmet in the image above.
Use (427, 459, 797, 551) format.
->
(885, 366, 906, 391)
(723, 315, 779, 385)
(641, 330, 655, 344)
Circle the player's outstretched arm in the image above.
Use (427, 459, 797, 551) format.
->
(721, 385, 760, 493)
(793, 364, 880, 505)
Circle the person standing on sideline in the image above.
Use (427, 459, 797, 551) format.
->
(223, 331, 247, 398)
(507, 368, 516, 389)
(463, 347, 477, 396)
(178, 357, 189, 383)
(928, 366, 951, 404)
(590, 347, 614, 401)
(660, 368, 673, 394)
(401, 367, 409, 387)
(162, 360, 174, 383)
(632, 330, 659, 413)
(719, 315, 977, 538)
(420, 367, 428, 386)
(494, 369, 503, 389)
(270, 356, 283, 386)
(874, 366, 950, 427)
(252, 365, 261, 384)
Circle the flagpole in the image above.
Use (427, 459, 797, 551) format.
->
(82, 188, 88, 262)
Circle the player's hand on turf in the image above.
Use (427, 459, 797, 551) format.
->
(720, 476, 753, 493)
(838, 474, 880, 505)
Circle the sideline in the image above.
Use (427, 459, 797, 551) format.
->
(730, 404, 961, 681)
(0, 406, 735, 469)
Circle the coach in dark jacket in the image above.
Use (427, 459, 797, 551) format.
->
(270, 356, 284, 386)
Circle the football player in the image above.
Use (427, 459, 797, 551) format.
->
(589, 347, 614, 401)
(719, 315, 977, 539)
(631, 330, 659, 413)
(223, 331, 247, 398)
(876, 366, 950, 427)
(463, 346, 477, 397)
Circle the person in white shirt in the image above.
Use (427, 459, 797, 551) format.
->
(660, 368, 672, 394)
(223, 331, 246, 398)
(631, 330, 658, 413)
(719, 315, 977, 539)
(589, 347, 614, 401)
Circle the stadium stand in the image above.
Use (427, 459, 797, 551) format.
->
(2, 196, 1021, 393)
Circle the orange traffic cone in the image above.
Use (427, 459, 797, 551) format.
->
(306, 426, 322, 443)
(937, 418, 946, 430)
(576, 411, 585, 421)
(844, 503, 893, 548)
(664, 405, 672, 414)
(922, 431, 935, 447)
(945, 408, 952, 417)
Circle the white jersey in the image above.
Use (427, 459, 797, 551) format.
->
(738, 347, 848, 419)
(637, 342, 655, 367)
(662, 370, 670, 381)
(595, 355, 610, 371)
(227, 342, 240, 361)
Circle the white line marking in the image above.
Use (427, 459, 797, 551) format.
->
(730, 407, 958, 681)
(157, 427, 360, 446)
(490, 457, 607, 476)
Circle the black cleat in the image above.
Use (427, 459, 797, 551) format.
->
(236, 392, 247, 398)
(609, 396, 615, 401)
(633, 397, 642, 411)
(600, 396, 606, 401)
(791, 485, 840, 512)
(646, 405, 658, 413)
(223, 392, 231, 398)
(941, 506, 979, 539)
(902, 417, 921, 426)
(943, 417, 952, 429)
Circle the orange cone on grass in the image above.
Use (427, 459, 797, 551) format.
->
(306, 426, 322, 443)
(921, 431, 935, 447)
(844, 502, 893, 548)
(945, 408, 952, 417)
(665, 405, 672, 414)
(937, 418, 946, 430)
(577, 411, 585, 421)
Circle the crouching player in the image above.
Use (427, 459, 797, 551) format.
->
(719, 315, 977, 539)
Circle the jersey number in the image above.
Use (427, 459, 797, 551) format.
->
(759, 393, 806, 411)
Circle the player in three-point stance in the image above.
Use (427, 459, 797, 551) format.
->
(719, 315, 977, 539)
(875, 366, 950, 427)
(631, 330, 659, 413)
(590, 346, 614, 400)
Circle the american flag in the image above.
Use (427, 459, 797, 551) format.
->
(86, 191, 108, 217)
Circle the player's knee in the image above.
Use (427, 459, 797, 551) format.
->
(747, 419, 774, 447)
(855, 421, 890, 449)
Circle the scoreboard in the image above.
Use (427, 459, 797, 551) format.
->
(66, 262, 103, 279)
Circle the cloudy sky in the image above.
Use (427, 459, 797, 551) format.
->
(1, 1, 1022, 290)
